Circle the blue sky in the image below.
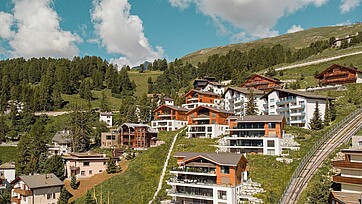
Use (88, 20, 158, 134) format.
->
(0, 0, 361, 67)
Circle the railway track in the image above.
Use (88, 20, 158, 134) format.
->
(280, 109, 362, 204)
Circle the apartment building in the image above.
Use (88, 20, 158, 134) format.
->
(0, 163, 15, 194)
(182, 89, 221, 110)
(186, 106, 234, 138)
(193, 77, 217, 90)
(119, 123, 158, 149)
(315, 64, 362, 85)
(48, 130, 72, 155)
(202, 81, 226, 95)
(10, 173, 63, 204)
(101, 129, 118, 148)
(240, 74, 282, 91)
(152, 105, 188, 131)
(218, 115, 286, 155)
(63, 153, 108, 179)
(99, 112, 113, 127)
(330, 136, 362, 204)
(223, 87, 265, 116)
(262, 89, 331, 129)
(167, 152, 248, 204)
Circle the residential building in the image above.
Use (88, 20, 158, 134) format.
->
(167, 152, 248, 204)
(223, 87, 265, 116)
(48, 130, 72, 155)
(202, 81, 226, 95)
(262, 89, 332, 129)
(330, 136, 362, 204)
(0, 163, 15, 194)
(218, 115, 286, 155)
(63, 153, 108, 179)
(152, 105, 188, 131)
(101, 129, 118, 148)
(193, 77, 216, 90)
(182, 89, 221, 110)
(119, 123, 158, 150)
(240, 74, 282, 91)
(10, 173, 63, 204)
(164, 97, 175, 106)
(186, 106, 234, 138)
(315, 64, 362, 85)
(146, 94, 175, 106)
(99, 112, 113, 127)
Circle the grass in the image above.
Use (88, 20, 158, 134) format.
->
(0, 146, 17, 163)
(128, 70, 163, 97)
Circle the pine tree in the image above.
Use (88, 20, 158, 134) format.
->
(70, 175, 78, 190)
(16, 133, 32, 175)
(0, 114, 8, 142)
(58, 187, 71, 204)
(330, 100, 337, 121)
(309, 101, 324, 130)
(245, 90, 258, 116)
(70, 109, 92, 152)
(100, 91, 110, 112)
(106, 157, 118, 174)
(324, 98, 331, 126)
(44, 155, 65, 180)
(85, 190, 96, 204)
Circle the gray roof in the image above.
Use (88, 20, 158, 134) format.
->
(100, 112, 113, 116)
(0, 162, 15, 169)
(52, 130, 72, 144)
(156, 105, 188, 112)
(262, 89, 333, 100)
(203, 106, 235, 115)
(18, 173, 63, 189)
(224, 87, 264, 96)
(174, 152, 246, 166)
(233, 115, 285, 123)
(120, 123, 159, 133)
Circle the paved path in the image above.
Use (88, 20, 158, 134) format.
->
(275, 51, 362, 71)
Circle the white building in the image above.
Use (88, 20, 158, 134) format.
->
(63, 153, 109, 179)
(100, 112, 113, 127)
(0, 163, 15, 194)
(202, 81, 226, 95)
(223, 87, 266, 116)
(262, 89, 331, 129)
(48, 130, 72, 155)
(164, 97, 175, 106)
(152, 105, 188, 131)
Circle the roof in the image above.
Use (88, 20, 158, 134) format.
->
(0, 162, 15, 169)
(184, 89, 221, 97)
(186, 105, 235, 115)
(232, 115, 285, 123)
(120, 123, 159, 133)
(164, 97, 174, 101)
(341, 149, 362, 154)
(63, 152, 109, 160)
(316, 64, 362, 79)
(14, 174, 63, 189)
(331, 191, 362, 204)
(261, 89, 333, 100)
(206, 81, 226, 87)
(223, 87, 264, 96)
(52, 130, 72, 144)
(100, 112, 113, 116)
(174, 152, 247, 166)
(153, 104, 188, 113)
(241, 74, 281, 86)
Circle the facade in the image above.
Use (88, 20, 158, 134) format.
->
(182, 89, 221, 110)
(101, 129, 118, 148)
(167, 152, 248, 204)
(63, 153, 108, 179)
(193, 77, 216, 90)
(10, 173, 63, 204)
(152, 105, 188, 131)
(223, 87, 265, 116)
(202, 81, 226, 95)
(240, 74, 282, 91)
(315, 64, 362, 85)
(119, 123, 158, 149)
(99, 112, 113, 127)
(218, 115, 286, 155)
(48, 130, 72, 155)
(330, 136, 362, 204)
(0, 163, 15, 194)
(186, 106, 234, 138)
(262, 89, 331, 129)
(164, 97, 175, 106)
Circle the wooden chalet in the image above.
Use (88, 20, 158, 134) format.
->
(315, 64, 362, 85)
(119, 123, 158, 149)
(187, 106, 234, 125)
(240, 74, 282, 91)
(193, 77, 216, 90)
(153, 105, 188, 121)
(184, 89, 220, 105)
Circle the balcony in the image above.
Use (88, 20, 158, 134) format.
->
(168, 177, 217, 187)
(13, 188, 32, 196)
(290, 104, 305, 109)
(170, 166, 217, 176)
(276, 97, 296, 105)
(276, 107, 289, 112)
(333, 160, 362, 169)
(290, 111, 305, 117)
(70, 166, 80, 171)
(333, 175, 362, 185)
(290, 119, 306, 124)
(10, 197, 20, 204)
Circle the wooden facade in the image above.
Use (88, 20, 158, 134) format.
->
(240, 74, 282, 91)
(315, 64, 362, 85)
(119, 123, 158, 149)
(153, 105, 188, 121)
(184, 89, 220, 105)
(187, 106, 234, 125)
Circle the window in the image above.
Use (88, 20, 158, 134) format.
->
(267, 140, 275, 147)
(207, 127, 212, 132)
(218, 190, 227, 200)
(81, 171, 85, 176)
(221, 166, 229, 174)
(53, 193, 56, 199)
(89, 170, 93, 175)
(270, 105, 275, 109)
(47, 193, 52, 199)
(103, 162, 107, 165)
(359, 141, 362, 146)
(83, 162, 90, 166)
(268, 123, 276, 128)
(270, 98, 275, 102)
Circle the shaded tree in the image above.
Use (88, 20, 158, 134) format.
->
(309, 101, 324, 130)
(245, 91, 258, 116)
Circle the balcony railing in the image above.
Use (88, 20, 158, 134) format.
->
(289, 104, 305, 109)
(333, 175, 362, 185)
(276, 97, 296, 105)
(171, 167, 216, 175)
(333, 160, 362, 169)
(13, 188, 32, 196)
(168, 177, 217, 186)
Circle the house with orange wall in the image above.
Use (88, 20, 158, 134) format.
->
(240, 74, 282, 91)
(151, 105, 188, 131)
(186, 106, 234, 138)
(315, 64, 362, 85)
(119, 123, 158, 150)
(167, 152, 248, 204)
(182, 89, 222, 110)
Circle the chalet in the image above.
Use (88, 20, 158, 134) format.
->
(99, 112, 113, 127)
(218, 115, 286, 155)
(202, 81, 226, 95)
(10, 173, 63, 204)
(151, 105, 188, 131)
(167, 152, 248, 204)
(186, 106, 234, 138)
(101, 129, 118, 148)
(223, 87, 265, 116)
(63, 153, 109, 179)
(48, 130, 72, 155)
(193, 77, 216, 90)
(240, 74, 282, 91)
(329, 136, 362, 204)
(0, 163, 15, 194)
(119, 123, 158, 150)
(315, 64, 362, 85)
(182, 89, 221, 110)
(146, 94, 175, 106)
(262, 89, 332, 129)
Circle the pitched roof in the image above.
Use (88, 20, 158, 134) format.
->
(52, 130, 72, 144)
(223, 87, 264, 96)
(232, 115, 285, 123)
(0, 162, 15, 169)
(15, 174, 63, 189)
(206, 81, 226, 87)
(261, 89, 333, 100)
(153, 104, 188, 113)
(174, 152, 247, 166)
(120, 123, 159, 133)
(184, 89, 221, 97)
(63, 152, 109, 160)
(241, 74, 281, 86)
(186, 105, 235, 115)
(315, 64, 362, 79)
(100, 112, 113, 116)
(331, 191, 362, 204)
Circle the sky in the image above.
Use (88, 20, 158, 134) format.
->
(0, 0, 361, 68)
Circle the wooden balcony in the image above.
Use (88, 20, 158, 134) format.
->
(13, 188, 32, 196)
(10, 197, 20, 204)
(333, 175, 362, 185)
(333, 160, 362, 169)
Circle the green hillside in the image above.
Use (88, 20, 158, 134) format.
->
(128, 70, 163, 97)
(181, 24, 362, 65)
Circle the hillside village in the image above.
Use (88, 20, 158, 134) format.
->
(0, 24, 362, 204)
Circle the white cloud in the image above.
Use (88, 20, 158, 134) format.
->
(169, 0, 327, 39)
(287, 25, 304, 33)
(91, 0, 164, 68)
(0, 12, 15, 39)
(335, 20, 352, 26)
(4, 0, 81, 59)
(340, 0, 361, 13)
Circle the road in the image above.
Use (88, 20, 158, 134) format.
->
(281, 109, 362, 203)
